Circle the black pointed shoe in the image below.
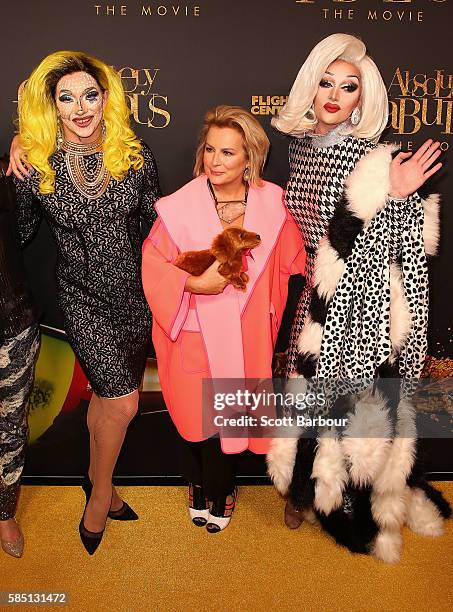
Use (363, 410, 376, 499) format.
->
(82, 477, 139, 521)
(81, 477, 93, 504)
(78, 492, 109, 556)
(78, 515, 105, 556)
(108, 501, 138, 521)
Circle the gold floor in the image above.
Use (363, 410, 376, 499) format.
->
(1, 484, 452, 612)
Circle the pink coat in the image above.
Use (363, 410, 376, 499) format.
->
(142, 176, 305, 453)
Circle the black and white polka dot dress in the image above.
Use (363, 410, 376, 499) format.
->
(284, 129, 374, 375)
(14, 142, 160, 398)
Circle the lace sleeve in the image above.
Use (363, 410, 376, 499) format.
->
(139, 141, 161, 230)
(13, 174, 42, 246)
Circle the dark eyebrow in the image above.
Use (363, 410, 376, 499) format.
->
(58, 86, 99, 95)
(324, 71, 360, 81)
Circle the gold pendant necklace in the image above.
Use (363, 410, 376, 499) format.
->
(62, 136, 111, 200)
(207, 179, 248, 224)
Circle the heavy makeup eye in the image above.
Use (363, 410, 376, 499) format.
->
(342, 83, 359, 93)
(58, 94, 73, 103)
(85, 90, 100, 102)
(319, 79, 333, 88)
(205, 145, 213, 152)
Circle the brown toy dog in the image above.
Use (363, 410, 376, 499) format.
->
(174, 227, 261, 290)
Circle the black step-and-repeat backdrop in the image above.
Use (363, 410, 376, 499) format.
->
(1, 0, 452, 480)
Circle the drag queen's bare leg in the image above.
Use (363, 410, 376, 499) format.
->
(84, 391, 139, 532)
(86, 394, 123, 512)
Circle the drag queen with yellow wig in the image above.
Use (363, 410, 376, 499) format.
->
(9, 51, 160, 554)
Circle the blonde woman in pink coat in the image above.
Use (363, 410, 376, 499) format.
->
(142, 106, 305, 532)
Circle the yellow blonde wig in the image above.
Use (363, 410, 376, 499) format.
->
(18, 51, 143, 194)
(194, 105, 269, 186)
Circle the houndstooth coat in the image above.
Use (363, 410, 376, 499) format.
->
(284, 126, 374, 375)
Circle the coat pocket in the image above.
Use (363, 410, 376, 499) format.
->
(179, 331, 210, 374)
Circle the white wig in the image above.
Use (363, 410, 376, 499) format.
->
(272, 33, 388, 141)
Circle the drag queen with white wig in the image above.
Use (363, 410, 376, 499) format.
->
(267, 33, 451, 563)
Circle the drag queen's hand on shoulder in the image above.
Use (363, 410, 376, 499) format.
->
(6, 134, 32, 181)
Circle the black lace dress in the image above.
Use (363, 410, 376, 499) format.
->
(14, 142, 160, 398)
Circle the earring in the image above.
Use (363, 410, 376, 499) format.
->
(305, 105, 316, 122)
(243, 166, 251, 182)
(350, 107, 361, 126)
(56, 119, 63, 149)
(101, 119, 106, 141)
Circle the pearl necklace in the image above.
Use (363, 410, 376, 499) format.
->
(61, 136, 110, 200)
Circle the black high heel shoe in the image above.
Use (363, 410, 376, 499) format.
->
(79, 495, 110, 556)
(82, 477, 138, 521)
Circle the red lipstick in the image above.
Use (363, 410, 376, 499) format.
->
(324, 103, 340, 113)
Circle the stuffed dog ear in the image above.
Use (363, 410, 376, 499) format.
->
(211, 232, 235, 263)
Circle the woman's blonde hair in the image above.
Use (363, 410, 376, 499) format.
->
(272, 33, 388, 141)
(18, 50, 143, 194)
(194, 105, 270, 186)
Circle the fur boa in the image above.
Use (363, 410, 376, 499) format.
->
(267, 143, 449, 563)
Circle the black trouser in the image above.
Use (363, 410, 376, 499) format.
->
(177, 436, 237, 499)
